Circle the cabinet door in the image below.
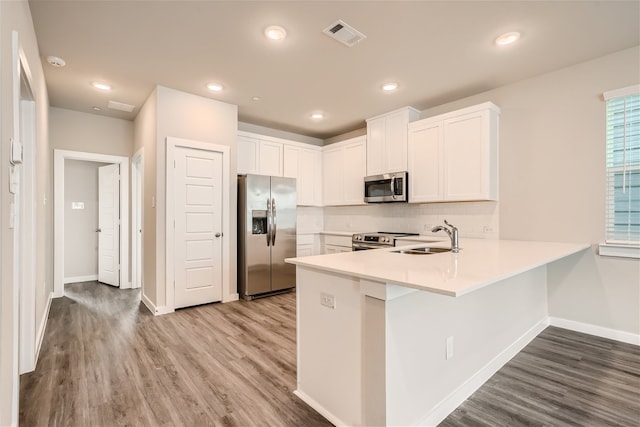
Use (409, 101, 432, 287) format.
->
(408, 121, 443, 203)
(283, 145, 298, 178)
(366, 117, 385, 175)
(298, 148, 321, 206)
(297, 244, 313, 257)
(385, 110, 409, 173)
(323, 148, 343, 205)
(259, 141, 283, 177)
(237, 135, 259, 174)
(443, 111, 488, 201)
(342, 141, 366, 205)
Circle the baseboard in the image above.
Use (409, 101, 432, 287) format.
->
(419, 319, 548, 427)
(294, 389, 349, 427)
(34, 291, 53, 369)
(63, 274, 97, 284)
(549, 317, 640, 346)
(141, 292, 174, 316)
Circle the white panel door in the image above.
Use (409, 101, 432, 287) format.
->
(174, 146, 223, 308)
(98, 164, 120, 287)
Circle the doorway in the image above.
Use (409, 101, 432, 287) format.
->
(53, 150, 129, 297)
(131, 149, 143, 290)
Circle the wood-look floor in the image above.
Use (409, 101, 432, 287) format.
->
(19, 282, 331, 427)
(441, 326, 640, 427)
(21, 282, 640, 427)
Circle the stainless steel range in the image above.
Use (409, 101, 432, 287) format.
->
(352, 231, 419, 251)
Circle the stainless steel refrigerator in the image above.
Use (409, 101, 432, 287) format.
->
(238, 174, 297, 300)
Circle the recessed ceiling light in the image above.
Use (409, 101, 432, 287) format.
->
(252, 96, 261, 101)
(495, 31, 521, 46)
(311, 113, 324, 120)
(382, 82, 398, 91)
(92, 82, 111, 91)
(91, 106, 102, 111)
(46, 55, 66, 68)
(206, 83, 223, 92)
(265, 25, 287, 41)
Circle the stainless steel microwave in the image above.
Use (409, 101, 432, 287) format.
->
(364, 171, 408, 203)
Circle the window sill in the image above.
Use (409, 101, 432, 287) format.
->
(599, 243, 640, 259)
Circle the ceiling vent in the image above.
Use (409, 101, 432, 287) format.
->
(108, 100, 136, 113)
(322, 19, 366, 47)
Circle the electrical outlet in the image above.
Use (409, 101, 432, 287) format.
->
(483, 225, 494, 233)
(423, 224, 432, 232)
(320, 292, 335, 309)
(446, 336, 454, 360)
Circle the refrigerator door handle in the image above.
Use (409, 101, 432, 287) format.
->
(271, 198, 277, 246)
(266, 197, 271, 246)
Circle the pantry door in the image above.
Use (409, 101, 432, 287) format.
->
(173, 145, 223, 308)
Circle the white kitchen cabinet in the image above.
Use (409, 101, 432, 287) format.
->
(366, 106, 420, 175)
(297, 234, 319, 257)
(237, 132, 283, 176)
(284, 143, 322, 206)
(408, 118, 444, 203)
(407, 102, 499, 203)
(323, 136, 366, 206)
(322, 234, 352, 254)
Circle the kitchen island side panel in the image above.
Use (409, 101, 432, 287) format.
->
(295, 267, 363, 426)
(384, 265, 548, 426)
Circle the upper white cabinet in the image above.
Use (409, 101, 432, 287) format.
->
(366, 106, 420, 175)
(408, 102, 499, 203)
(284, 143, 323, 206)
(323, 136, 366, 206)
(237, 132, 283, 176)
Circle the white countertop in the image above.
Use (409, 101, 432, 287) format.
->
(286, 239, 589, 297)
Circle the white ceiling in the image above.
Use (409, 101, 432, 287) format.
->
(29, 1, 639, 139)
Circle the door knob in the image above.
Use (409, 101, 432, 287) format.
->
(96, 228, 101, 232)
(215, 232, 222, 238)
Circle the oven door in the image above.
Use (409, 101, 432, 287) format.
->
(352, 242, 385, 251)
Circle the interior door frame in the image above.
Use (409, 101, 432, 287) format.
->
(165, 137, 230, 312)
(53, 150, 130, 297)
(131, 148, 143, 289)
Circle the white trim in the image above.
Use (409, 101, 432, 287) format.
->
(34, 292, 53, 369)
(223, 293, 239, 303)
(141, 291, 156, 314)
(603, 84, 640, 100)
(63, 275, 98, 284)
(419, 319, 548, 427)
(293, 390, 349, 427)
(549, 317, 640, 346)
(598, 243, 640, 259)
(131, 148, 143, 290)
(54, 150, 129, 298)
(165, 137, 231, 312)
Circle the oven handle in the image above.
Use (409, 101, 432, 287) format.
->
(352, 243, 386, 251)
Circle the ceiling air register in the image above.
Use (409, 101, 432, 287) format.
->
(322, 19, 366, 47)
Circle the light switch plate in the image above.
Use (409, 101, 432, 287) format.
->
(320, 292, 335, 309)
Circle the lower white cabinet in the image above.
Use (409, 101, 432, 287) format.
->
(408, 102, 499, 203)
(297, 234, 318, 257)
(321, 234, 353, 254)
(323, 136, 366, 206)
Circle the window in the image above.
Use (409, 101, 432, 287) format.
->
(601, 85, 640, 259)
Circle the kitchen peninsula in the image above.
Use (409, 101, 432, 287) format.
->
(286, 239, 589, 427)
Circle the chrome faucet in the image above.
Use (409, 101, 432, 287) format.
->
(431, 220, 459, 253)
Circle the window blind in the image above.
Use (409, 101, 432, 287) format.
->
(604, 86, 640, 245)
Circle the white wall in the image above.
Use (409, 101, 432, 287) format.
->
(50, 107, 133, 157)
(63, 160, 108, 280)
(135, 86, 238, 311)
(0, 0, 50, 424)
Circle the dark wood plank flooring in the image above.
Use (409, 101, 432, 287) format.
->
(20, 282, 640, 426)
(19, 282, 331, 426)
(440, 326, 640, 427)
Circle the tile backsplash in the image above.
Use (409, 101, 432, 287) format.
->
(319, 201, 499, 239)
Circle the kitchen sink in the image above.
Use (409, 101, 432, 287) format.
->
(392, 247, 452, 255)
